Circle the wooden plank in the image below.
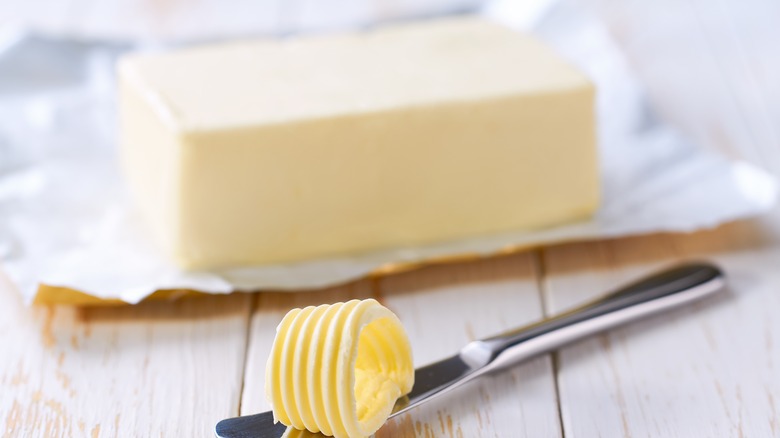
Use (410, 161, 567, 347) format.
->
(542, 217, 780, 437)
(376, 253, 561, 437)
(0, 274, 252, 437)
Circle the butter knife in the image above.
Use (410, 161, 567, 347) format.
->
(216, 262, 725, 438)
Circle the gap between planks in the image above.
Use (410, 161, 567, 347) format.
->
(236, 292, 260, 417)
(533, 247, 568, 438)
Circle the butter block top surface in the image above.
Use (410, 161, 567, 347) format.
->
(119, 17, 590, 131)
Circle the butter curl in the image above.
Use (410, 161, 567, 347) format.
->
(266, 299, 414, 438)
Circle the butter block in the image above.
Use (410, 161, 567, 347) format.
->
(118, 17, 599, 269)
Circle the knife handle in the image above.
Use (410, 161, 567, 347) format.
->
(460, 262, 725, 372)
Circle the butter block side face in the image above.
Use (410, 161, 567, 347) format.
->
(118, 65, 182, 258)
(179, 88, 597, 268)
(120, 17, 599, 269)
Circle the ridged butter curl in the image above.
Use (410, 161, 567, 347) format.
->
(266, 299, 414, 438)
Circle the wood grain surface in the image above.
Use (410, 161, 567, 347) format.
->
(544, 218, 780, 437)
(0, 275, 253, 437)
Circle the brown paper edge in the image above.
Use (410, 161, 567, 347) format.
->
(31, 241, 540, 306)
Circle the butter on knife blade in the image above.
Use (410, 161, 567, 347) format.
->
(266, 299, 414, 438)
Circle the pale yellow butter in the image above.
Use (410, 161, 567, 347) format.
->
(266, 299, 414, 438)
(119, 17, 598, 269)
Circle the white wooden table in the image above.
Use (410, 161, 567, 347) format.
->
(2, 0, 780, 436)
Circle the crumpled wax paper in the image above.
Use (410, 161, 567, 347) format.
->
(0, 0, 777, 304)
